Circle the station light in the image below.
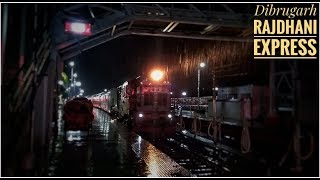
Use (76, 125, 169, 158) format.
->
(75, 81, 81, 87)
(168, 114, 172, 118)
(69, 61, 75, 67)
(215, 87, 219, 91)
(182, 92, 187, 96)
(58, 80, 64, 86)
(150, 69, 164, 81)
(65, 21, 92, 35)
(200, 62, 205, 68)
(104, 89, 107, 92)
(80, 89, 84, 93)
(139, 113, 143, 118)
(73, 73, 78, 78)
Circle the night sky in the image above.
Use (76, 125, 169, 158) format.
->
(64, 35, 263, 97)
(69, 36, 166, 95)
(61, 34, 318, 102)
(56, 3, 260, 97)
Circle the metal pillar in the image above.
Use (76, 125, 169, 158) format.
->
(271, 60, 305, 173)
(70, 66, 74, 97)
(292, 61, 302, 172)
(41, 76, 49, 148)
(212, 73, 217, 118)
(197, 68, 200, 110)
(1, 4, 8, 73)
(269, 61, 275, 115)
(19, 6, 27, 87)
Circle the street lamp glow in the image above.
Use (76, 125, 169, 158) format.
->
(58, 80, 64, 86)
(182, 92, 187, 96)
(197, 62, 205, 110)
(75, 82, 81, 87)
(80, 89, 84, 93)
(215, 87, 219, 91)
(104, 89, 107, 92)
(150, 69, 164, 81)
(69, 61, 75, 67)
(73, 73, 78, 78)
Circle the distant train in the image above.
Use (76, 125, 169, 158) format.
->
(89, 69, 176, 138)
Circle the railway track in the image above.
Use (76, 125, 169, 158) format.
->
(144, 132, 266, 177)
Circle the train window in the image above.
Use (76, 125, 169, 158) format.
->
(240, 93, 251, 99)
(228, 94, 238, 100)
(137, 95, 141, 106)
(158, 93, 167, 106)
(144, 93, 153, 105)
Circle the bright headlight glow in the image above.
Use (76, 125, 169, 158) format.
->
(150, 70, 164, 81)
(139, 113, 143, 118)
(168, 114, 172, 118)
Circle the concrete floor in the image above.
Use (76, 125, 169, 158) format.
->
(46, 108, 190, 177)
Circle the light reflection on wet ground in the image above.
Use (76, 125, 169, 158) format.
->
(47, 108, 150, 177)
(46, 107, 318, 177)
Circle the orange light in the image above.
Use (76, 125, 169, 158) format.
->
(150, 70, 164, 81)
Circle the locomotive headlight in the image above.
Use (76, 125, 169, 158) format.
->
(150, 69, 164, 81)
(139, 113, 143, 118)
(168, 114, 172, 118)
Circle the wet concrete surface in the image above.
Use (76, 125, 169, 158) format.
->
(46, 108, 190, 177)
(46, 107, 317, 177)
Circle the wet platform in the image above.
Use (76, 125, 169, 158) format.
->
(46, 107, 318, 177)
(47, 108, 190, 177)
